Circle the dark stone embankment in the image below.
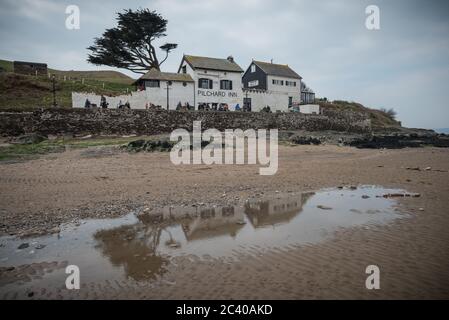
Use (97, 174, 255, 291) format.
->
(0, 108, 371, 137)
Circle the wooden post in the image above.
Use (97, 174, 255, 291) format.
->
(52, 75, 56, 107)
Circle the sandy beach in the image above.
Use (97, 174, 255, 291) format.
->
(1, 143, 448, 299)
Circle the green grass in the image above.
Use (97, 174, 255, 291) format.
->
(318, 100, 401, 128)
(0, 72, 135, 109)
(0, 136, 141, 162)
(47, 69, 135, 85)
(0, 59, 13, 72)
(0, 58, 137, 109)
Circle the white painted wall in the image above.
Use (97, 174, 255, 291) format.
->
(180, 61, 243, 110)
(244, 90, 292, 112)
(145, 81, 194, 109)
(72, 81, 194, 110)
(72, 91, 147, 109)
(299, 104, 320, 114)
(266, 75, 301, 105)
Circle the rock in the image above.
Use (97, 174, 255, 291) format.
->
(236, 220, 246, 225)
(406, 167, 420, 171)
(35, 244, 46, 250)
(49, 227, 60, 234)
(382, 193, 405, 198)
(419, 208, 425, 211)
(349, 185, 357, 190)
(27, 292, 34, 298)
(382, 192, 420, 198)
(317, 205, 333, 210)
(5, 266, 15, 271)
(347, 130, 449, 149)
(11, 133, 47, 145)
(290, 135, 322, 145)
(424, 167, 432, 171)
(18, 243, 29, 250)
(125, 139, 146, 152)
(361, 195, 370, 199)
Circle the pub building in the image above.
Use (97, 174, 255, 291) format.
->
(73, 54, 316, 111)
(177, 55, 244, 110)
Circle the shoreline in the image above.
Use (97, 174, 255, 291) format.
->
(1, 143, 448, 299)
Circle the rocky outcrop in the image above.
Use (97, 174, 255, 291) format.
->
(288, 129, 449, 149)
(347, 132, 449, 149)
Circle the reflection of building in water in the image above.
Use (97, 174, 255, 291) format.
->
(93, 224, 168, 281)
(245, 192, 314, 228)
(93, 193, 315, 280)
(182, 206, 246, 241)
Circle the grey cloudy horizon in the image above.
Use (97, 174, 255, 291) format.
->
(1, 0, 448, 129)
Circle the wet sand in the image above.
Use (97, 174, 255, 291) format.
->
(1, 144, 449, 299)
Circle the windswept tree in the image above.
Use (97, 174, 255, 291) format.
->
(87, 9, 177, 74)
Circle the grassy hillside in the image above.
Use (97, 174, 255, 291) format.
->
(318, 100, 401, 129)
(0, 59, 136, 109)
(48, 69, 134, 85)
(0, 59, 13, 72)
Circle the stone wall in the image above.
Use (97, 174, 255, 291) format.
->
(0, 108, 371, 137)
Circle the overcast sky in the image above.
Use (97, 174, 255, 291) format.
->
(1, 0, 448, 129)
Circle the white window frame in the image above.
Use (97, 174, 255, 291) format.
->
(248, 80, 259, 87)
(251, 64, 256, 73)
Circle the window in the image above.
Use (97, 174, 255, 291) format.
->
(248, 80, 259, 87)
(272, 79, 284, 85)
(251, 64, 256, 73)
(286, 81, 296, 87)
(182, 65, 187, 74)
(199, 78, 212, 89)
(183, 82, 187, 87)
(220, 80, 232, 90)
(288, 96, 293, 107)
(146, 80, 160, 88)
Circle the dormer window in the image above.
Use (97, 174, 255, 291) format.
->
(182, 65, 187, 74)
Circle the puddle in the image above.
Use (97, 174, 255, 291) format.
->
(0, 185, 410, 293)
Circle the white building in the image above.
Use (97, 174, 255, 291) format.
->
(242, 60, 302, 112)
(135, 69, 195, 110)
(72, 55, 318, 113)
(177, 55, 244, 110)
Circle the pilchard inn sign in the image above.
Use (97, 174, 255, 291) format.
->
(198, 90, 238, 98)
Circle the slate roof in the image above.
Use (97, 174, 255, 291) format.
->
(253, 60, 302, 79)
(182, 55, 243, 73)
(138, 69, 194, 82)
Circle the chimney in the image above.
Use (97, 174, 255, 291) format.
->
(227, 55, 234, 63)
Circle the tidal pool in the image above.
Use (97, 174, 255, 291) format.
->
(0, 185, 410, 294)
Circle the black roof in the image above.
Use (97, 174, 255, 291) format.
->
(252, 60, 302, 79)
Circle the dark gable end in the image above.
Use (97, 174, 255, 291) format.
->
(242, 62, 267, 90)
